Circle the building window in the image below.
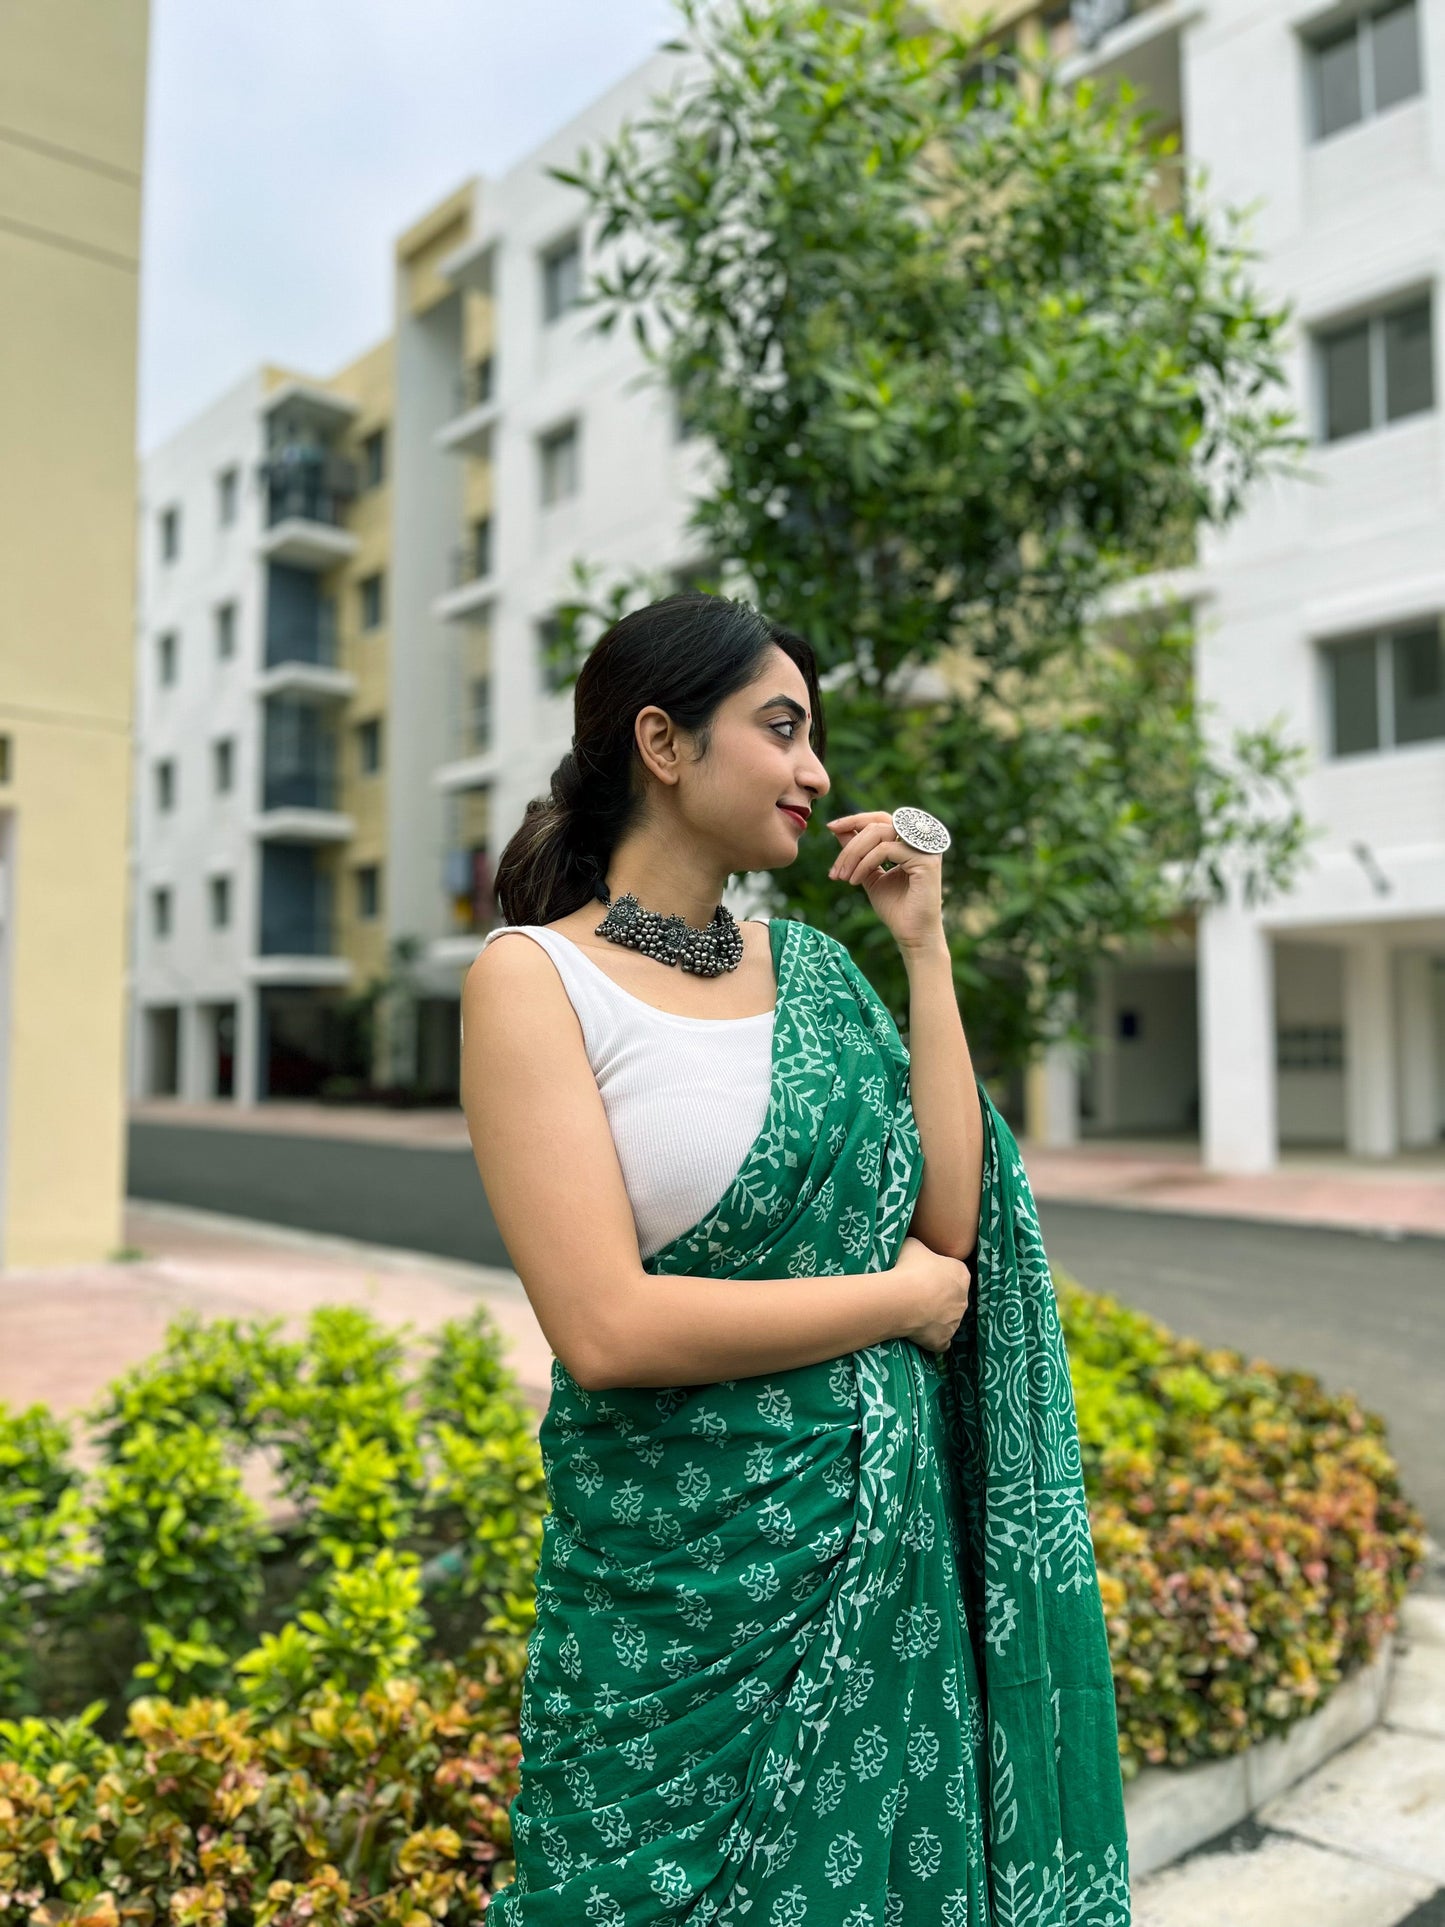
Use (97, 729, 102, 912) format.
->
(355, 863, 381, 921)
(541, 233, 582, 323)
(359, 571, 385, 630)
(213, 737, 234, 794)
(155, 758, 176, 811)
(152, 886, 172, 938)
(159, 504, 180, 562)
(209, 874, 231, 929)
(217, 465, 240, 526)
(1316, 291, 1433, 442)
(361, 427, 387, 489)
(1277, 1023, 1346, 1071)
(215, 601, 237, 659)
(157, 631, 179, 685)
(1322, 617, 1445, 755)
(356, 716, 383, 774)
(539, 421, 580, 507)
(1308, 0, 1421, 142)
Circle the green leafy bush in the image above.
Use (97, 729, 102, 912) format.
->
(1057, 1274, 1425, 1777)
(0, 1304, 546, 1725)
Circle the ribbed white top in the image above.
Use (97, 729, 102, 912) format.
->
(475, 918, 775, 1260)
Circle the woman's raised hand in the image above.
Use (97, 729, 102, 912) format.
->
(893, 1234, 972, 1355)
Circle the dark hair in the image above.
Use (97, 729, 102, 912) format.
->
(494, 592, 827, 928)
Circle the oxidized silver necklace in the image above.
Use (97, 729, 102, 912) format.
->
(592, 879, 744, 976)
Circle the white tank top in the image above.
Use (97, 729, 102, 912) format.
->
(475, 917, 775, 1260)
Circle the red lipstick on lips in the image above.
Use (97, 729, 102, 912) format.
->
(778, 805, 808, 829)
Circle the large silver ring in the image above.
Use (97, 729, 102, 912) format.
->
(891, 806, 951, 855)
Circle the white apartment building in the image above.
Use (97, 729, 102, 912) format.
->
(1024, 0, 1445, 1170)
(132, 369, 384, 1105)
(420, 51, 718, 999)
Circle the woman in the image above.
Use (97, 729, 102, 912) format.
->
(461, 594, 1129, 1925)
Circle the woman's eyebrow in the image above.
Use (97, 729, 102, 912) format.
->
(755, 695, 810, 724)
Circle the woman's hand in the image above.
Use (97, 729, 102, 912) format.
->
(826, 811, 945, 953)
(892, 1234, 972, 1355)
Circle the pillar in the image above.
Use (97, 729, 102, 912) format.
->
(1343, 934, 1398, 1157)
(1198, 903, 1277, 1172)
(1396, 949, 1436, 1151)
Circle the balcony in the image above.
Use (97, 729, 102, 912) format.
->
(250, 842, 351, 985)
(1057, 0, 1190, 129)
(258, 589, 354, 700)
(438, 356, 499, 456)
(433, 519, 495, 624)
(256, 701, 352, 841)
(257, 450, 360, 569)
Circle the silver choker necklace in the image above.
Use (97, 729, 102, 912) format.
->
(592, 880, 743, 976)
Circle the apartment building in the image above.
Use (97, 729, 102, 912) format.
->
(133, 357, 387, 1104)
(993, 0, 1445, 1170)
(0, 0, 150, 1264)
(132, 180, 503, 1106)
(419, 51, 708, 1047)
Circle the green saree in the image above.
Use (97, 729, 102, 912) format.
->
(487, 917, 1129, 1925)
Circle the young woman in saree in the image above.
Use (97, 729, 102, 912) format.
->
(462, 595, 1129, 1925)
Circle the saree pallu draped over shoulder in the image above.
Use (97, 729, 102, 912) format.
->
(486, 918, 1129, 1927)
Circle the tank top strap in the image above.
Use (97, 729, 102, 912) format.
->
(475, 924, 622, 1064)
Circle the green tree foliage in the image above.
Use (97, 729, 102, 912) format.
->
(551, 0, 1315, 1067)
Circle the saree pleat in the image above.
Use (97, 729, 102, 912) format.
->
(485, 918, 1129, 1926)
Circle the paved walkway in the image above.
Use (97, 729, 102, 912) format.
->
(3, 1200, 1441, 1915)
(130, 1101, 1445, 1239)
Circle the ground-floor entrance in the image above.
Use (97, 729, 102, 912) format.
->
(1028, 913, 1445, 1171)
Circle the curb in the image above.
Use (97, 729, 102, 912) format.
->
(123, 1198, 529, 1300)
(1123, 1638, 1395, 1879)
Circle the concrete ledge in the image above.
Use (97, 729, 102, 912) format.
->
(1124, 1640, 1395, 1879)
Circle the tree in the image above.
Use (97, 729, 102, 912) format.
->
(550, 0, 1314, 1073)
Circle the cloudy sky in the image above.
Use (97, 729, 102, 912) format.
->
(136, 0, 678, 454)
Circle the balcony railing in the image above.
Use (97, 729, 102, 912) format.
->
(452, 357, 495, 417)
(260, 445, 358, 530)
(264, 600, 339, 669)
(258, 910, 336, 957)
(449, 521, 493, 588)
(262, 768, 339, 813)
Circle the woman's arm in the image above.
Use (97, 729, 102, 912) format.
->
(899, 934, 984, 1261)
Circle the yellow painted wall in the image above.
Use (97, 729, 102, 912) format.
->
(325, 338, 394, 989)
(0, 0, 150, 1265)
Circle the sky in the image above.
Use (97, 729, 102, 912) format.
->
(135, 0, 679, 455)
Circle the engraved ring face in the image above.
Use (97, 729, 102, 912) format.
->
(891, 806, 951, 855)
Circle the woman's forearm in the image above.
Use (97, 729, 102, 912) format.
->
(900, 935, 983, 1260)
(589, 1265, 917, 1390)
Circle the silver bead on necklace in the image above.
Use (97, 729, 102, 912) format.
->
(592, 879, 744, 976)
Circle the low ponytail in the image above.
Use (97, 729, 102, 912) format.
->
(492, 593, 826, 928)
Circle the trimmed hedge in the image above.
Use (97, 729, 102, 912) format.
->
(1059, 1275, 1425, 1776)
(0, 1279, 1424, 1921)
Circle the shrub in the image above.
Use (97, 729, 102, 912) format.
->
(0, 1275, 1424, 1918)
(0, 1655, 524, 1926)
(1057, 1273, 1426, 1777)
(0, 1304, 546, 1726)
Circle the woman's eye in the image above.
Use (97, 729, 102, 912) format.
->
(771, 721, 797, 740)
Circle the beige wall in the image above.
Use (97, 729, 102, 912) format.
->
(0, 1, 150, 1264)
(328, 338, 395, 988)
